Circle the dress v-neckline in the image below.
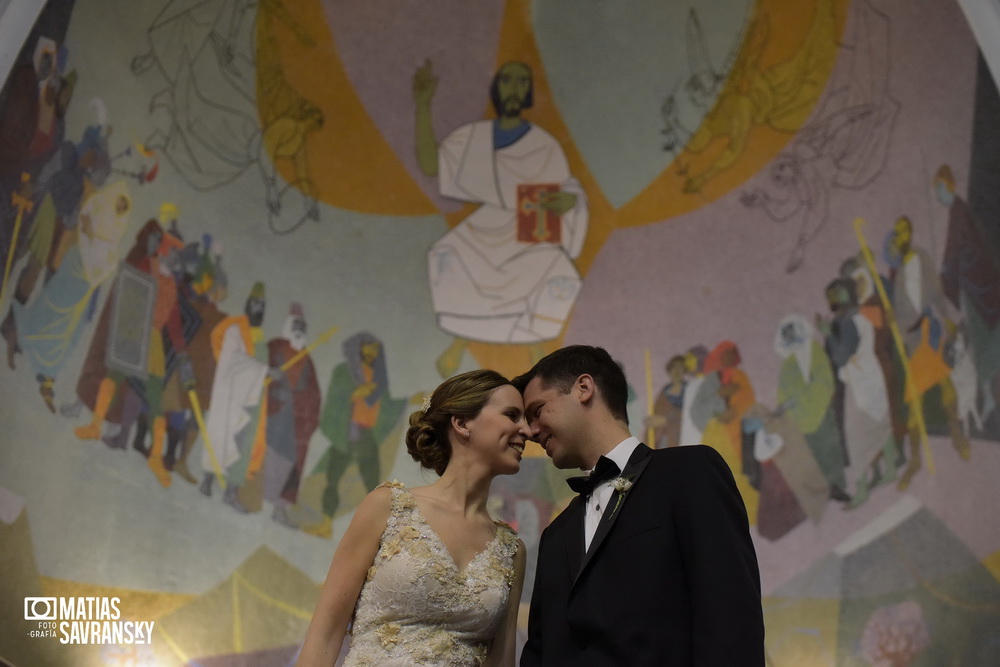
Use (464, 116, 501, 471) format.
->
(405, 490, 501, 577)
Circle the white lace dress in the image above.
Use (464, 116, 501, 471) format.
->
(343, 482, 519, 666)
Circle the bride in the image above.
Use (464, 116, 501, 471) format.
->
(296, 369, 529, 666)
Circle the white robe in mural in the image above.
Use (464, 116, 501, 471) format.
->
(839, 312, 892, 488)
(679, 372, 725, 446)
(429, 121, 589, 343)
(202, 321, 268, 473)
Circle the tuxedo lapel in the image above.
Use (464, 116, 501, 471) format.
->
(574, 444, 653, 586)
(564, 495, 586, 578)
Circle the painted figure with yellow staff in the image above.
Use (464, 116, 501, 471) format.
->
(197, 281, 274, 501)
(815, 273, 892, 508)
(881, 215, 971, 488)
(157, 235, 230, 484)
(263, 303, 322, 523)
(221, 303, 335, 522)
(1, 173, 34, 370)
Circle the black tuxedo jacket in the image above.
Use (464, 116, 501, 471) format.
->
(520, 444, 764, 666)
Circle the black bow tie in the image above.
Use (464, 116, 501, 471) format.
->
(566, 456, 621, 496)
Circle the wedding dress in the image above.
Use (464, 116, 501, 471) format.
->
(342, 482, 519, 666)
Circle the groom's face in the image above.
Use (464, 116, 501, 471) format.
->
(522, 376, 585, 469)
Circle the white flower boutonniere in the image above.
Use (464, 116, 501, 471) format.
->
(609, 476, 634, 517)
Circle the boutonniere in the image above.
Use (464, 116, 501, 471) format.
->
(609, 476, 634, 517)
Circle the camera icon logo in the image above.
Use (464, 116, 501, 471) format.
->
(24, 597, 57, 621)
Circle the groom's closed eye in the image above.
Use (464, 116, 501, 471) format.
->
(526, 405, 542, 426)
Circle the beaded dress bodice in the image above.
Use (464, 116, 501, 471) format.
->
(343, 482, 519, 666)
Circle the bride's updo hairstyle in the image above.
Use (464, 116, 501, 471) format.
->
(406, 369, 512, 475)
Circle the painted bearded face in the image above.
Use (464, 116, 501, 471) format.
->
(287, 317, 307, 350)
(360, 341, 381, 365)
(826, 286, 851, 314)
(780, 321, 805, 349)
(245, 297, 265, 327)
(495, 63, 532, 117)
(667, 359, 687, 382)
(892, 218, 912, 254)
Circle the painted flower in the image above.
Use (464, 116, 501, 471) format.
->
(860, 601, 929, 666)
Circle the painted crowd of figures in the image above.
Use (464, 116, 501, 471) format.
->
(4, 199, 410, 538)
(648, 170, 1000, 540)
(2, 2, 999, 551)
(0, 25, 416, 539)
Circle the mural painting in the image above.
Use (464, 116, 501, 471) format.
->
(1, 0, 999, 665)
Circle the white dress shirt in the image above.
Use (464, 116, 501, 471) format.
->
(583, 436, 641, 551)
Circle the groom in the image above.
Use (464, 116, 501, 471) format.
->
(514, 345, 764, 666)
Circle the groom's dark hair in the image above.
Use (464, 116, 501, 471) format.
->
(512, 345, 629, 425)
